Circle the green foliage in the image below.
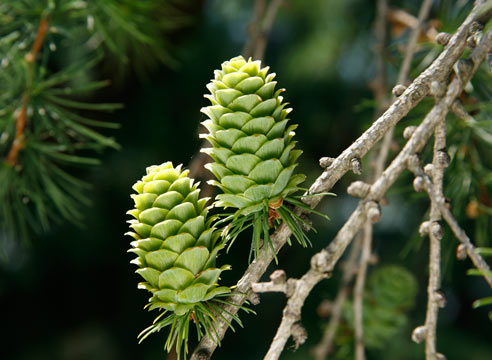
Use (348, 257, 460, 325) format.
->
(0, 8, 120, 245)
(445, 64, 492, 248)
(127, 162, 249, 359)
(0, 0, 193, 248)
(333, 265, 418, 359)
(201, 56, 329, 260)
(468, 247, 492, 321)
(87, 0, 192, 78)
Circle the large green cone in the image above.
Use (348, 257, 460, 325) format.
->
(126, 162, 233, 357)
(201, 56, 312, 256)
(201, 55, 305, 214)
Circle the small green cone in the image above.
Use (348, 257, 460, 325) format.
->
(127, 162, 245, 358)
(201, 56, 327, 259)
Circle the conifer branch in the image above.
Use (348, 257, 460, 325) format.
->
(421, 119, 447, 359)
(5, 94, 28, 167)
(353, 1, 389, 357)
(353, 222, 372, 360)
(407, 162, 492, 290)
(191, 2, 492, 358)
(1, 0, 194, 243)
(5, 16, 49, 167)
(27, 16, 49, 62)
(311, 237, 361, 360)
(259, 21, 492, 360)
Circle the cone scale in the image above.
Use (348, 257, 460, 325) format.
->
(201, 56, 317, 258)
(126, 162, 240, 358)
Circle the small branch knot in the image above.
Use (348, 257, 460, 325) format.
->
(347, 181, 370, 198)
(369, 253, 379, 265)
(413, 176, 425, 192)
(392, 84, 407, 97)
(424, 163, 434, 177)
(291, 323, 308, 349)
(435, 289, 447, 308)
(435, 32, 451, 46)
(311, 250, 330, 273)
(419, 221, 431, 237)
(411, 85, 428, 102)
(456, 244, 467, 260)
(407, 153, 421, 170)
(196, 349, 211, 360)
(248, 292, 261, 305)
(411, 325, 427, 344)
(270, 269, 287, 284)
(365, 201, 381, 223)
(403, 126, 417, 139)
(470, 21, 484, 34)
(319, 157, 335, 168)
(437, 149, 450, 168)
(431, 221, 444, 240)
(430, 80, 446, 98)
(434, 353, 447, 360)
(350, 157, 362, 175)
(286, 279, 298, 297)
(467, 21, 482, 51)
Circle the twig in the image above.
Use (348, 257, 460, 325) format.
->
(353, 1, 388, 357)
(353, 222, 372, 360)
(306, 0, 477, 203)
(262, 271, 328, 360)
(312, 237, 362, 360)
(423, 118, 447, 359)
(398, 0, 434, 87)
(387, 8, 438, 42)
(251, 269, 290, 294)
(407, 162, 492, 290)
(255, 0, 283, 60)
(372, 0, 389, 114)
(374, 0, 433, 177)
(243, 0, 283, 61)
(190, 3, 490, 359)
(5, 95, 28, 166)
(242, 0, 266, 59)
(5, 16, 49, 166)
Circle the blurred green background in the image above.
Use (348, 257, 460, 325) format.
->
(1, 0, 491, 359)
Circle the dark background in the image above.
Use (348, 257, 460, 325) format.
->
(1, 1, 491, 359)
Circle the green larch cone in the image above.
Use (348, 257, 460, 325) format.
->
(127, 162, 242, 358)
(201, 56, 322, 259)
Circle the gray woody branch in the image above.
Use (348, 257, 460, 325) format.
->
(257, 21, 492, 360)
(191, 1, 492, 359)
(408, 160, 492, 290)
